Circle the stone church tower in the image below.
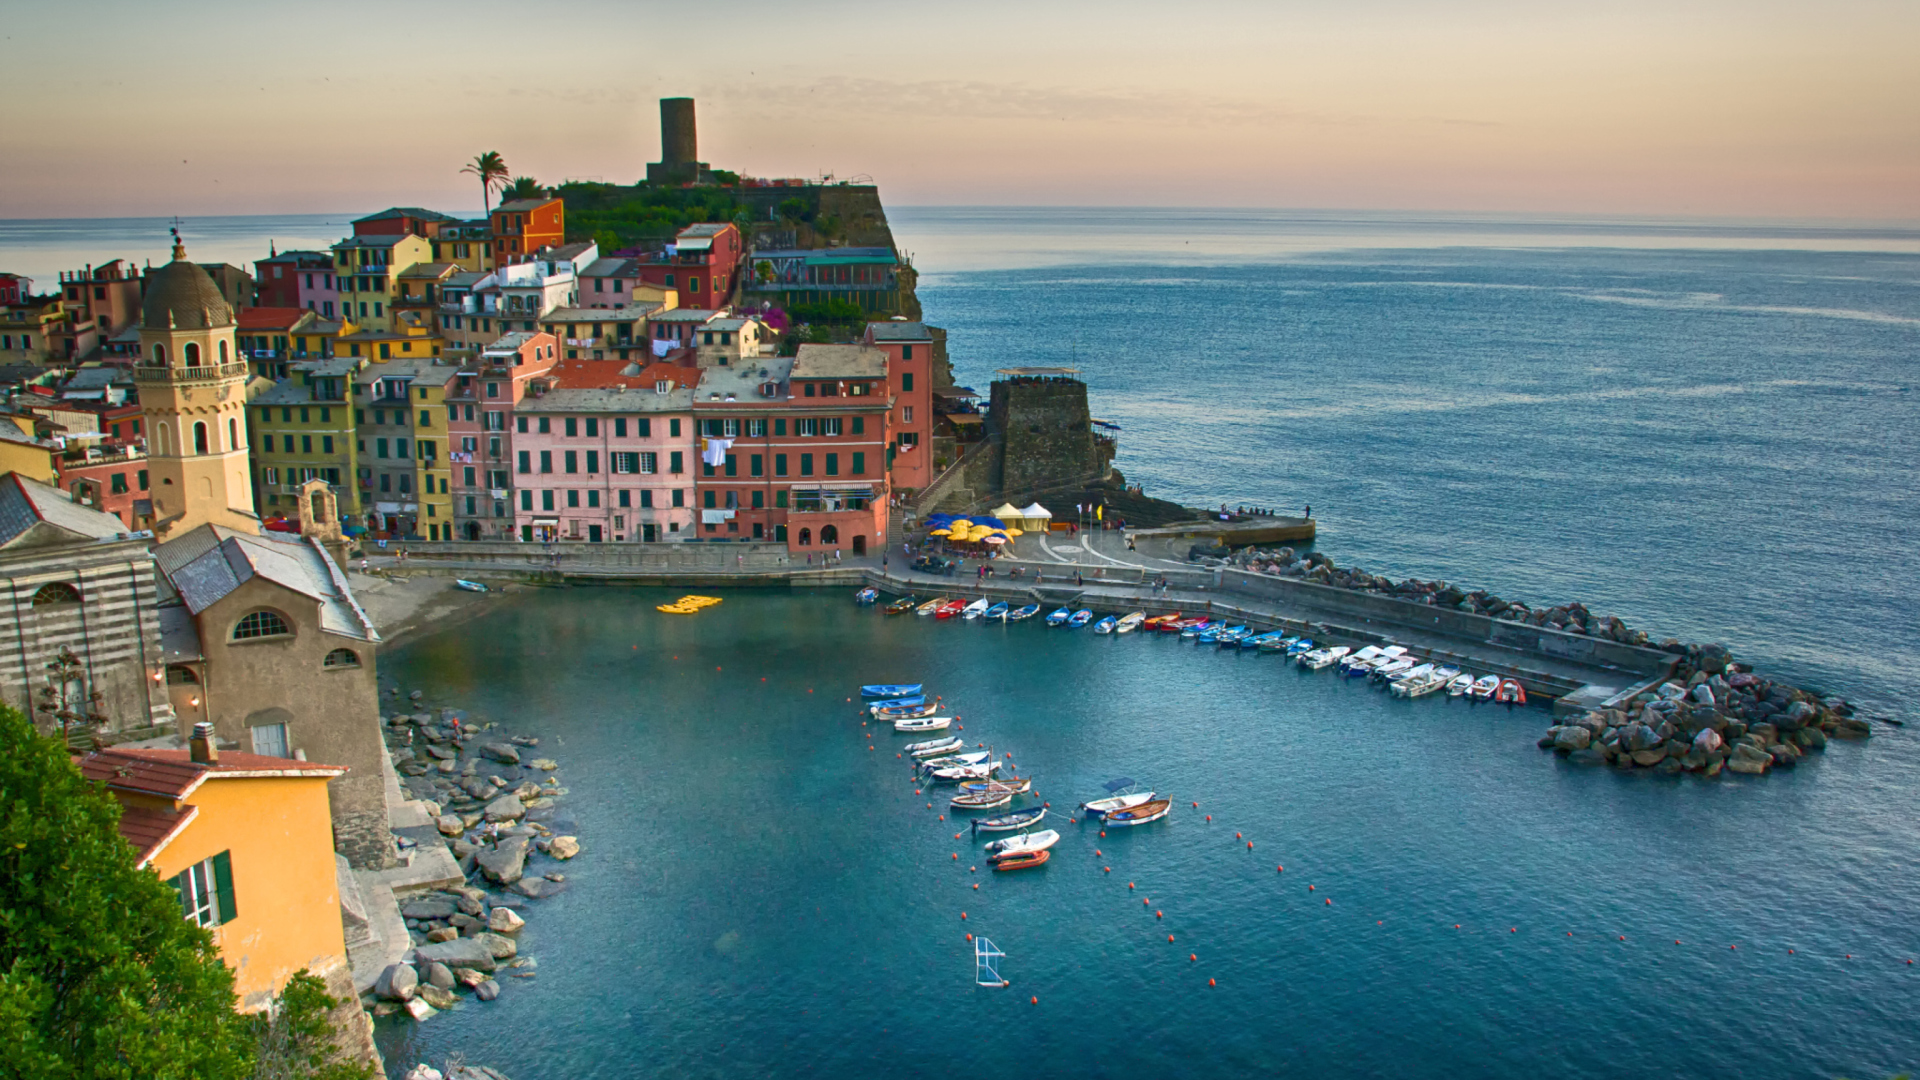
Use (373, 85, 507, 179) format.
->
(135, 234, 259, 538)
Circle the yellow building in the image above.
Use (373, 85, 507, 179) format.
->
(78, 728, 350, 1011)
(428, 220, 493, 272)
(352, 358, 456, 539)
(134, 237, 259, 539)
(334, 313, 440, 363)
(0, 421, 57, 482)
(332, 234, 432, 332)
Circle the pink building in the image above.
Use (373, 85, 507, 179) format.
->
(449, 331, 558, 541)
(864, 321, 935, 493)
(510, 359, 699, 543)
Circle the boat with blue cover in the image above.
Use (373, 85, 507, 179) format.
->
(1104, 798, 1172, 827)
(1008, 603, 1041, 622)
(1093, 615, 1119, 634)
(1241, 630, 1284, 650)
(1259, 634, 1301, 653)
(1067, 609, 1094, 629)
(861, 683, 923, 698)
(1286, 637, 1316, 657)
(984, 602, 1009, 619)
(867, 695, 924, 711)
(854, 587, 879, 605)
(1045, 607, 1071, 626)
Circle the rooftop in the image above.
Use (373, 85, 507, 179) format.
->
(397, 262, 460, 280)
(351, 358, 456, 386)
(539, 305, 656, 324)
(691, 355, 793, 405)
(0, 471, 134, 548)
(581, 258, 641, 278)
(332, 235, 413, 251)
(496, 198, 559, 213)
(236, 306, 312, 331)
(354, 207, 457, 225)
(792, 344, 887, 380)
(868, 320, 931, 342)
(519, 360, 700, 413)
(155, 524, 378, 641)
(651, 308, 724, 324)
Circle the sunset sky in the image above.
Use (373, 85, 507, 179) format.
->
(0, 0, 1915, 220)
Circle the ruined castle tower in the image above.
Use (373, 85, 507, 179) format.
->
(647, 97, 713, 185)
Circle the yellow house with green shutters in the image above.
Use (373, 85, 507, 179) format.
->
(248, 358, 366, 525)
(331, 234, 431, 332)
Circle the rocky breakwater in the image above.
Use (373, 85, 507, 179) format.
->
(370, 693, 584, 1025)
(1540, 649, 1871, 777)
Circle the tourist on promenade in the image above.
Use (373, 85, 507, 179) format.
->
(1304, 504, 1311, 518)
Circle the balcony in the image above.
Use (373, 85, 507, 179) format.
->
(132, 360, 250, 386)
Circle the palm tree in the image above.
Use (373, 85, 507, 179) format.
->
(461, 151, 509, 214)
(504, 176, 546, 201)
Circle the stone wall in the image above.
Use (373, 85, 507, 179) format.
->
(989, 379, 1109, 495)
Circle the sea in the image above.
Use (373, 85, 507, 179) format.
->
(6, 207, 1919, 1077)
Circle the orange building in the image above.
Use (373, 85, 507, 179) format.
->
(490, 197, 565, 268)
(78, 726, 351, 1011)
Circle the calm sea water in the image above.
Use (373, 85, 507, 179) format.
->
(375, 587, 1920, 1080)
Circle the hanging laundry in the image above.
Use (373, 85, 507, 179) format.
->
(701, 437, 733, 467)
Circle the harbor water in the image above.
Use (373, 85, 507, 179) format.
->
(376, 587, 1920, 1078)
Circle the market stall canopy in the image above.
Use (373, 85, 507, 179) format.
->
(989, 503, 1022, 520)
(1019, 503, 1052, 519)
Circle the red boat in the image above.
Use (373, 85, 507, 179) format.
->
(1163, 616, 1207, 633)
(992, 849, 1051, 871)
(1142, 612, 1183, 631)
(934, 599, 967, 619)
(1494, 679, 1528, 706)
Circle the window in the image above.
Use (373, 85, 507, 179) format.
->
(750, 454, 763, 477)
(669, 451, 683, 474)
(110, 473, 128, 494)
(751, 490, 764, 509)
(567, 490, 580, 508)
(775, 453, 788, 477)
(232, 610, 292, 640)
(903, 372, 914, 392)
(800, 453, 813, 477)
(822, 418, 842, 436)
(704, 490, 716, 509)
(518, 450, 531, 474)
(775, 419, 786, 436)
(521, 490, 533, 511)
(323, 648, 360, 669)
(821, 382, 839, 398)
(671, 489, 684, 508)
(724, 455, 736, 477)
(565, 418, 577, 437)
(542, 490, 555, 511)
(638, 418, 651, 437)
(804, 383, 816, 398)
(826, 453, 839, 476)
(517, 416, 528, 433)
(618, 490, 630, 507)
(396, 439, 409, 458)
(798, 419, 817, 437)
(639, 490, 653, 508)
(586, 451, 598, 473)
(172, 852, 235, 928)
(586, 418, 599, 437)
(251, 722, 289, 757)
(669, 419, 681, 438)
(747, 419, 766, 437)
(612, 452, 636, 474)
(852, 416, 864, 435)
(488, 382, 500, 399)
(464, 466, 476, 486)
(776, 490, 788, 509)
(32, 582, 80, 607)
(564, 451, 577, 474)
(540, 451, 553, 474)
(852, 452, 865, 475)
(538, 418, 551, 434)
(639, 451, 657, 474)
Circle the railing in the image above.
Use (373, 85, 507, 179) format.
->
(132, 360, 250, 384)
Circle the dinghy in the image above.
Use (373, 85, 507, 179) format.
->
(1285, 637, 1317, 657)
(992, 848, 1051, 871)
(972, 807, 1047, 833)
(875, 702, 939, 720)
(904, 734, 964, 756)
(1008, 603, 1042, 622)
(1494, 679, 1528, 705)
(1067, 609, 1094, 628)
(861, 683, 923, 698)
(949, 789, 1014, 810)
(1045, 607, 1071, 626)
(1080, 778, 1153, 817)
(1115, 612, 1147, 634)
(935, 599, 967, 619)
(1103, 798, 1172, 827)
(1258, 634, 1300, 653)
(927, 761, 1001, 782)
(984, 829, 1060, 859)
(893, 715, 953, 733)
(455, 579, 489, 593)
(916, 598, 946, 616)
(884, 596, 918, 615)
(958, 777, 1031, 796)
(1092, 615, 1120, 634)
(1299, 645, 1351, 670)
(1143, 613, 1183, 631)
(960, 598, 991, 620)
(1468, 674, 1500, 701)
(1179, 620, 1216, 639)
(984, 602, 1009, 620)
(867, 694, 925, 710)
(1446, 673, 1475, 697)
(917, 750, 990, 771)
(854, 587, 879, 605)
(911, 739, 969, 760)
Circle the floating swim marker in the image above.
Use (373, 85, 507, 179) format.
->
(1095, 850, 1102, 856)
(1247, 841, 1253, 849)
(1157, 911, 1163, 918)
(1208, 978, 1216, 987)
(1168, 934, 1175, 942)
(1511, 928, 1517, 933)
(1277, 866, 1283, 873)
(966, 933, 973, 941)
(1192, 802, 1199, 808)
(1207, 815, 1213, 822)
(1129, 882, 1135, 890)
(1190, 954, 1197, 962)
(961, 912, 968, 920)
(1031, 996, 1038, 1005)
(1235, 833, 1241, 839)
(1325, 898, 1331, 905)
(953, 853, 959, 860)
(1308, 885, 1314, 891)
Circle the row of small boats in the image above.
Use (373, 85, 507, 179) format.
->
(878, 594, 1045, 621)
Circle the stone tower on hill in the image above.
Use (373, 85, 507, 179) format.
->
(135, 235, 260, 539)
(647, 97, 713, 185)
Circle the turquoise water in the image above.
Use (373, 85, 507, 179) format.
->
(375, 587, 1920, 1079)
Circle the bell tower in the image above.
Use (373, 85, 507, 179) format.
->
(135, 231, 259, 538)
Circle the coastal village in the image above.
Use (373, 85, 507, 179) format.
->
(0, 99, 1883, 1080)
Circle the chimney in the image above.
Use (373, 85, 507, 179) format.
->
(189, 721, 219, 765)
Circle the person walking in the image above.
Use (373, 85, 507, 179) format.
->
(1304, 504, 1311, 519)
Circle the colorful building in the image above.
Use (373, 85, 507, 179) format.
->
(352, 358, 456, 539)
(330, 234, 432, 332)
(864, 321, 934, 492)
(253, 250, 338, 313)
(490, 197, 565, 267)
(634, 223, 742, 309)
(578, 257, 676, 311)
(744, 245, 907, 316)
(56, 259, 144, 342)
(447, 332, 558, 542)
(428, 220, 493, 273)
(249, 358, 364, 525)
(540, 306, 658, 363)
(236, 307, 324, 381)
(351, 207, 457, 240)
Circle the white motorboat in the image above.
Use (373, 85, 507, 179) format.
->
(928, 761, 1002, 782)
(983, 828, 1061, 860)
(1387, 662, 1435, 685)
(1337, 645, 1384, 673)
(918, 751, 990, 770)
(908, 737, 966, 758)
(1299, 645, 1352, 670)
(1114, 612, 1147, 634)
(1468, 674, 1501, 701)
(1081, 790, 1155, 817)
(1371, 657, 1417, 683)
(1446, 673, 1476, 697)
(1390, 665, 1443, 697)
(894, 715, 954, 733)
(960, 598, 991, 620)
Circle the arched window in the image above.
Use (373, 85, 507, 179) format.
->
(228, 418, 238, 451)
(152, 343, 167, 365)
(219, 340, 229, 362)
(310, 490, 329, 524)
(166, 665, 199, 685)
(70, 481, 97, 507)
(820, 524, 839, 546)
(32, 582, 81, 607)
(193, 422, 208, 454)
(232, 609, 292, 641)
(184, 342, 201, 366)
(798, 527, 812, 546)
(323, 648, 359, 669)
(154, 421, 171, 456)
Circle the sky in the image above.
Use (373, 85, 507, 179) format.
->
(0, 0, 1915, 220)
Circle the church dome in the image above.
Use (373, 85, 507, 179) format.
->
(142, 239, 233, 331)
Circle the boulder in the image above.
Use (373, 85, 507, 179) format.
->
(476, 837, 530, 885)
(416, 984, 457, 1010)
(547, 836, 581, 860)
(424, 961, 456, 990)
(455, 967, 488, 989)
(1692, 728, 1723, 754)
(401, 899, 457, 921)
(1728, 744, 1772, 775)
(511, 877, 568, 899)
(404, 997, 437, 1022)
(1552, 726, 1592, 752)
(530, 758, 559, 771)
(1566, 748, 1608, 767)
(483, 794, 525, 823)
(1624, 724, 1663, 752)
(477, 932, 518, 960)
(454, 892, 486, 917)
(375, 962, 418, 1002)
(481, 743, 520, 765)
(412, 936, 498, 972)
(436, 815, 465, 838)
(425, 927, 459, 943)
(475, 980, 501, 1002)
(1630, 749, 1667, 768)
(404, 1067, 444, 1080)
(488, 907, 525, 934)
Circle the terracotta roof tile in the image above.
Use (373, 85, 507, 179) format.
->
(236, 307, 309, 330)
(75, 747, 346, 800)
(116, 803, 198, 868)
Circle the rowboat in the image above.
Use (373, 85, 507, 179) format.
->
(1214, 626, 1252, 647)
(1201, 624, 1246, 645)
(1067, 609, 1094, 628)
(1115, 612, 1147, 634)
(1446, 673, 1475, 697)
(867, 694, 925, 711)
(1179, 620, 1216, 639)
(1167, 616, 1207, 633)
(455, 579, 489, 593)
(927, 761, 1001, 782)
(1045, 607, 1071, 626)
(861, 683, 923, 698)
(875, 703, 939, 720)
(916, 598, 945, 616)
(985, 829, 1060, 859)
(1299, 645, 1351, 670)
(854, 587, 879, 605)
(1008, 603, 1041, 622)
(918, 751, 990, 771)
(904, 734, 964, 756)
(972, 807, 1047, 833)
(984, 602, 1010, 620)
(884, 596, 918, 615)
(935, 599, 967, 619)
(1285, 637, 1317, 657)
(1080, 778, 1153, 817)
(1258, 634, 1301, 653)
(1468, 674, 1500, 701)
(949, 789, 1014, 810)
(1241, 630, 1284, 650)
(894, 715, 953, 733)
(958, 776, 1031, 795)
(1104, 798, 1172, 827)
(1494, 678, 1528, 705)
(1092, 615, 1119, 634)
(960, 598, 991, 620)
(912, 739, 969, 760)
(1143, 613, 1182, 631)
(992, 848, 1051, 871)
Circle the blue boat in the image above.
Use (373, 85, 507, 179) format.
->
(1045, 607, 1071, 626)
(1092, 615, 1120, 634)
(854, 587, 879, 605)
(1008, 604, 1042, 622)
(861, 683, 923, 698)
(867, 695, 926, 711)
(983, 602, 1009, 620)
(1214, 626, 1251, 647)
(1180, 620, 1216, 640)
(1242, 630, 1284, 650)
(1067, 609, 1094, 628)
(1286, 637, 1316, 657)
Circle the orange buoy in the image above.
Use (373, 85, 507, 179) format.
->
(915, 789, 922, 794)
(1276, 866, 1283, 872)
(967, 933, 973, 941)
(1143, 898, 1150, 906)
(927, 803, 932, 808)
(1675, 940, 1681, 945)
(1168, 934, 1174, 942)
(953, 853, 959, 860)
(1511, 928, 1517, 933)
(1189, 954, 1196, 962)
(1100, 831, 1107, 838)
(974, 883, 980, 889)
(1104, 866, 1112, 873)
(1235, 832, 1241, 839)
(1788, 949, 1794, 954)
(1620, 936, 1626, 941)
(1095, 850, 1101, 856)
(954, 833, 962, 839)
(1044, 802, 1050, 808)
(1191, 802, 1198, 807)
(1129, 882, 1135, 890)
(1325, 898, 1331, 905)
(1157, 911, 1163, 918)
(1208, 978, 1216, 987)
(939, 815, 945, 821)
(1308, 885, 1314, 891)
(1031, 996, 1038, 1005)
(970, 867, 976, 872)
(1567, 932, 1572, 937)
(961, 912, 967, 920)
(1247, 841, 1253, 849)
(1730, 945, 1736, 950)
(1456, 925, 1462, 929)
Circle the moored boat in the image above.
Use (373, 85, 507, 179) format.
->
(1080, 778, 1152, 817)
(985, 829, 1060, 859)
(972, 807, 1047, 833)
(884, 596, 918, 615)
(960, 598, 991, 620)
(1115, 612, 1147, 634)
(1179, 619, 1216, 639)
(854, 587, 879, 605)
(1067, 609, 1094, 628)
(1469, 674, 1500, 700)
(861, 683, 923, 698)
(1143, 613, 1183, 631)
(1008, 603, 1042, 622)
(1092, 615, 1119, 634)
(1258, 634, 1300, 653)
(894, 715, 953, 733)
(875, 702, 939, 720)
(918, 750, 990, 771)
(455, 579, 489, 593)
(1045, 607, 1071, 626)
(950, 789, 1014, 810)
(1494, 678, 1528, 705)
(1104, 798, 1172, 827)
(935, 599, 968, 619)
(991, 848, 1051, 871)
(958, 776, 1031, 795)
(916, 598, 946, 616)
(904, 735, 965, 756)
(1446, 673, 1475, 697)
(984, 602, 1009, 620)
(1299, 645, 1351, 670)
(1285, 637, 1317, 657)
(1338, 645, 1384, 672)
(927, 761, 1001, 782)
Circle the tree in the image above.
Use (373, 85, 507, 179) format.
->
(0, 704, 251, 1079)
(503, 176, 545, 201)
(244, 972, 373, 1080)
(459, 152, 509, 214)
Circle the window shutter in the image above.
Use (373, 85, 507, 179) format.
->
(212, 851, 237, 924)
(173, 869, 193, 918)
